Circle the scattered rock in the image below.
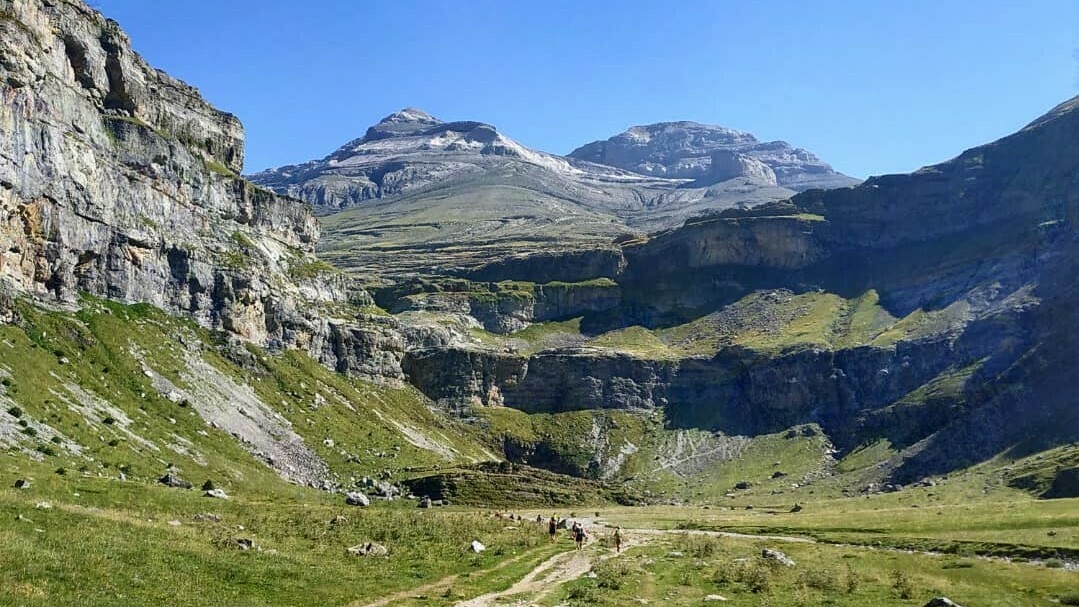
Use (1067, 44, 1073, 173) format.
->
(34, 502, 51, 510)
(924, 599, 963, 607)
(330, 515, 348, 526)
(771, 471, 788, 479)
(667, 551, 685, 557)
(734, 481, 752, 490)
(418, 496, 432, 509)
(347, 542, 388, 557)
(192, 512, 221, 523)
(168, 520, 182, 527)
(235, 538, 255, 551)
(13, 479, 30, 490)
(345, 492, 370, 507)
(470, 540, 485, 553)
(790, 504, 803, 513)
(762, 548, 795, 567)
(204, 488, 229, 499)
(158, 472, 192, 489)
(704, 595, 728, 602)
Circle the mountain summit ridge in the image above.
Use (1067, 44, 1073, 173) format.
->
(569, 120, 859, 190)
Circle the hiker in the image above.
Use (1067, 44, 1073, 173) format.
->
(613, 526, 623, 553)
(572, 522, 586, 550)
(548, 516, 558, 542)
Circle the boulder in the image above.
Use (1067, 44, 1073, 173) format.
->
(924, 599, 963, 607)
(158, 472, 193, 489)
(704, 595, 727, 602)
(345, 492, 370, 507)
(734, 481, 751, 490)
(762, 548, 795, 567)
(204, 489, 229, 499)
(235, 538, 255, 551)
(470, 540, 485, 553)
(418, 496, 432, 509)
(347, 542, 388, 557)
(13, 479, 30, 490)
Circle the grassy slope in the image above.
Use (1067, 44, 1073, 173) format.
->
(0, 299, 494, 493)
(0, 298, 576, 605)
(549, 532, 1078, 607)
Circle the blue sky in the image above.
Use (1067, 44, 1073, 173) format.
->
(96, 0, 1078, 178)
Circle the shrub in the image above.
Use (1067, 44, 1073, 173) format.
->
(102, 416, 117, 425)
(714, 559, 772, 594)
(202, 480, 217, 491)
(36, 444, 57, 457)
(1044, 558, 1064, 569)
(890, 569, 913, 599)
(594, 559, 632, 590)
(6, 405, 22, 418)
(797, 567, 839, 591)
(1059, 591, 1079, 606)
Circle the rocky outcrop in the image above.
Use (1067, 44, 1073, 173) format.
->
(692, 150, 778, 187)
(569, 121, 859, 191)
(0, 0, 401, 383)
(382, 278, 621, 334)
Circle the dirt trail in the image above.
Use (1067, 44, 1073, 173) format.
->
(346, 546, 540, 607)
(454, 535, 648, 607)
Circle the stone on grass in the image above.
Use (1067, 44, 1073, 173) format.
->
(704, 595, 728, 602)
(204, 488, 229, 499)
(158, 472, 192, 489)
(470, 540, 485, 553)
(924, 599, 963, 607)
(345, 491, 370, 507)
(762, 548, 795, 567)
(347, 542, 388, 557)
(236, 538, 255, 551)
(418, 496, 432, 509)
(34, 502, 51, 510)
(13, 479, 30, 489)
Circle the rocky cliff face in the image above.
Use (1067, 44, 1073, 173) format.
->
(395, 94, 1079, 483)
(0, 0, 404, 384)
(569, 121, 860, 191)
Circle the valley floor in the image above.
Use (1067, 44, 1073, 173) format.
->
(1, 458, 1076, 607)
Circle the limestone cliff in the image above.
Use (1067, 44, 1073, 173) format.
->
(0, 0, 402, 383)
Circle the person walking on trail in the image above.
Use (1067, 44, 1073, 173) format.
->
(548, 516, 558, 542)
(572, 522, 586, 551)
(613, 526, 623, 553)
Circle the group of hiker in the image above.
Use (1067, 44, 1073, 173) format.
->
(545, 515, 623, 552)
(489, 510, 625, 552)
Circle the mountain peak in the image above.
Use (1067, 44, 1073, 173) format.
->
(569, 120, 857, 191)
(364, 108, 443, 141)
(380, 107, 441, 125)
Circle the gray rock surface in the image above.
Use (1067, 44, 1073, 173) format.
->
(569, 121, 859, 191)
(345, 491, 370, 507)
(761, 548, 795, 567)
(0, 0, 404, 385)
(346, 542, 388, 557)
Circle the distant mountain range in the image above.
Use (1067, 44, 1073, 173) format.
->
(249, 110, 858, 275)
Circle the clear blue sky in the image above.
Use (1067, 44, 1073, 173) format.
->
(95, 0, 1078, 178)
